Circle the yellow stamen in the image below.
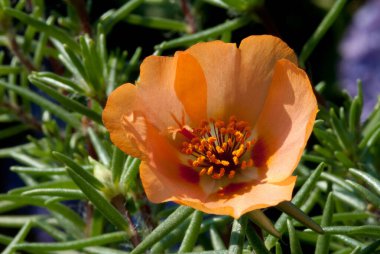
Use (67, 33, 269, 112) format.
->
(199, 168, 207, 176)
(179, 116, 255, 180)
(207, 166, 214, 175)
(233, 156, 239, 165)
(220, 160, 230, 166)
(219, 168, 225, 177)
(234, 131, 243, 140)
(232, 145, 245, 158)
(208, 137, 216, 143)
(216, 146, 224, 154)
(192, 160, 200, 167)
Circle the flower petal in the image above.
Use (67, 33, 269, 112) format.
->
(175, 176, 297, 218)
(137, 55, 184, 131)
(254, 59, 318, 183)
(174, 52, 207, 126)
(140, 124, 207, 203)
(238, 35, 298, 125)
(102, 83, 146, 158)
(186, 41, 240, 121)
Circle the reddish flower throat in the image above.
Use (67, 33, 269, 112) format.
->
(180, 116, 254, 179)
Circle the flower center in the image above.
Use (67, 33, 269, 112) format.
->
(180, 116, 254, 179)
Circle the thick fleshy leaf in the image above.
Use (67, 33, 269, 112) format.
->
(254, 59, 318, 183)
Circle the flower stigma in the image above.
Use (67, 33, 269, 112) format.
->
(179, 116, 254, 180)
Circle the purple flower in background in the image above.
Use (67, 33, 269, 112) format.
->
(339, 0, 380, 119)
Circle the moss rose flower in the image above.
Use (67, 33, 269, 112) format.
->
(103, 35, 318, 218)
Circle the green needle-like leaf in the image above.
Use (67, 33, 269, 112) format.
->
(0, 124, 29, 139)
(333, 189, 367, 210)
(330, 108, 353, 154)
(322, 225, 380, 237)
(120, 157, 140, 188)
(130, 206, 194, 254)
(287, 219, 303, 254)
(155, 17, 250, 51)
(3, 7, 79, 52)
(315, 193, 334, 254)
(265, 162, 325, 250)
(21, 188, 85, 199)
(349, 168, 380, 196)
(0, 80, 81, 128)
(30, 77, 102, 124)
(8, 179, 77, 195)
(150, 220, 190, 253)
(87, 127, 111, 166)
(178, 210, 203, 253)
(0, 65, 21, 75)
(10, 166, 66, 175)
(30, 72, 84, 93)
(313, 128, 340, 150)
(275, 242, 283, 254)
(110, 146, 127, 183)
(299, 0, 347, 67)
(246, 224, 270, 254)
(101, 0, 145, 33)
(66, 167, 130, 232)
(0, 195, 84, 237)
(346, 180, 380, 208)
(276, 201, 323, 234)
(124, 14, 188, 32)
(33, 219, 68, 241)
(334, 151, 355, 168)
(349, 81, 363, 133)
(293, 212, 372, 226)
(359, 240, 380, 254)
(210, 225, 226, 250)
(228, 216, 248, 254)
(14, 231, 128, 251)
(321, 172, 353, 191)
(79, 36, 104, 91)
(0, 215, 42, 228)
(2, 220, 33, 254)
(247, 210, 281, 238)
(53, 152, 104, 190)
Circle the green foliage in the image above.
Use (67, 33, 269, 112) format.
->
(0, 0, 380, 253)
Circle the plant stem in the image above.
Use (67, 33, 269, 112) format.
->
(111, 194, 141, 247)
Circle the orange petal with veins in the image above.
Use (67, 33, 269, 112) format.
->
(237, 35, 298, 125)
(139, 123, 207, 202)
(254, 59, 318, 183)
(175, 176, 297, 218)
(186, 41, 239, 121)
(102, 83, 146, 158)
(174, 52, 207, 126)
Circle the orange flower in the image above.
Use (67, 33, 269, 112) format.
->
(103, 35, 318, 218)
